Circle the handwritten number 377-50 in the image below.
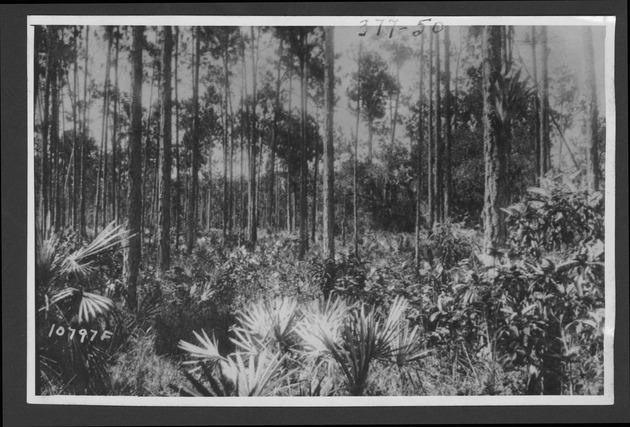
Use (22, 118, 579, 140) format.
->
(359, 19, 444, 38)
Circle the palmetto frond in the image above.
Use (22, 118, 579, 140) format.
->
(220, 351, 292, 396)
(295, 296, 350, 355)
(61, 221, 131, 276)
(178, 329, 226, 364)
(390, 321, 434, 367)
(232, 297, 301, 354)
(298, 296, 410, 395)
(39, 287, 115, 324)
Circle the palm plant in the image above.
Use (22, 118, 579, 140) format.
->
(294, 296, 350, 358)
(231, 297, 301, 354)
(389, 319, 433, 368)
(37, 220, 131, 324)
(221, 351, 294, 396)
(36, 219, 131, 394)
(298, 296, 410, 395)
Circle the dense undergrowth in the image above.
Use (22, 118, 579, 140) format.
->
(36, 178, 605, 396)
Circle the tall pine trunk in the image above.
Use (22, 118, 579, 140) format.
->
(174, 27, 181, 247)
(126, 25, 144, 312)
(414, 35, 425, 268)
(539, 27, 551, 178)
(481, 26, 507, 255)
(222, 34, 230, 243)
(158, 26, 173, 273)
(111, 27, 120, 222)
(427, 31, 434, 229)
(353, 42, 362, 258)
(248, 27, 258, 244)
(584, 26, 599, 192)
(432, 30, 442, 224)
(188, 27, 201, 254)
(443, 26, 452, 220)
(322, 26, 336, 260)
(298, 30, 309, 258)
(79, 26, 89, 238)
(268, 38, 283, 231)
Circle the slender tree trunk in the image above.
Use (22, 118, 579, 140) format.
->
(79, 26, 89, 238)
(353, 42, 362, 258)
(222, 35, 230, 243)
(248, 27, 258, 244)
(228, 89, 236, 236)
(111, 27, 120, 222)
(531, 27, 541, 183)
(311, 148, 318, 243)
(414, 35, 425, 268)
(42, 28, 53, 226)
(94, 28, 112, 234)
(390, 46, 401, 147)
(298, 30, 309, 258)
(427, 31, 434, 229)
(238, 49, 247, 237)
(188, 27, 201, 254)
(539, 27, 551, 177)
(71, 27, 80, 228)
(158, 26, 173, 273)
(583, 26, 599, 192)
(126, 25, 144, 312)
(240, 42, 247, 238)
(287, 73, 293, 232)
(142, 32, 157, 240)
(443, 26, 452, 220)
(268, 38, 283, 231)
(51, 47, 61, 231)
(432, 30, 442, 224)
(323, 26, 336, 260)
(482, 26, 507, 255)
(174, 27, 181, 248)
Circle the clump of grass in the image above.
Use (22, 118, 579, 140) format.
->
(109, 329, 184, 396)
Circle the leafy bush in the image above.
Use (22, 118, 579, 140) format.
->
(429, 221, 481, 269)
(504, 177, 604, 257)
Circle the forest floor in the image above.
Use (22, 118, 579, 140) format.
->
(37, 184, 606, 397)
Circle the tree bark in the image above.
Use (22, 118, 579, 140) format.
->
(414, 35, 425, 268)
(427, 31, 434, 229)
(187, 27, 201, 254)
(158, 26, 173, 274)
(111, 27, 120, 222)
(432, 30, 442, 224)
(323, 26, 336, 260)
(174, 27, 181, 248)
(539, 27, 551, 177)
(353, 42, 362, 258)
(482, 26, 507, 255)
(298, 30, 309, 258)
(94, 27, 112, 234)
(248, 27, 258, 244)
(126, 25, 144, 312)
(42, 27, 53, 226)
(443, 26, 452, 220)
(268, 38, 283, 231)
(222, 32, 230, 243)
(79, 26, 89, 238)
(583, 26, 600, 192)
(531, 27, 541, 183)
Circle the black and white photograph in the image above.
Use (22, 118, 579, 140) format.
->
(25, 14, 616, 406)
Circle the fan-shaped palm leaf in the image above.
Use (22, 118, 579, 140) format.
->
(220, 351, 292, 397)
(178, 329, 225, 364)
